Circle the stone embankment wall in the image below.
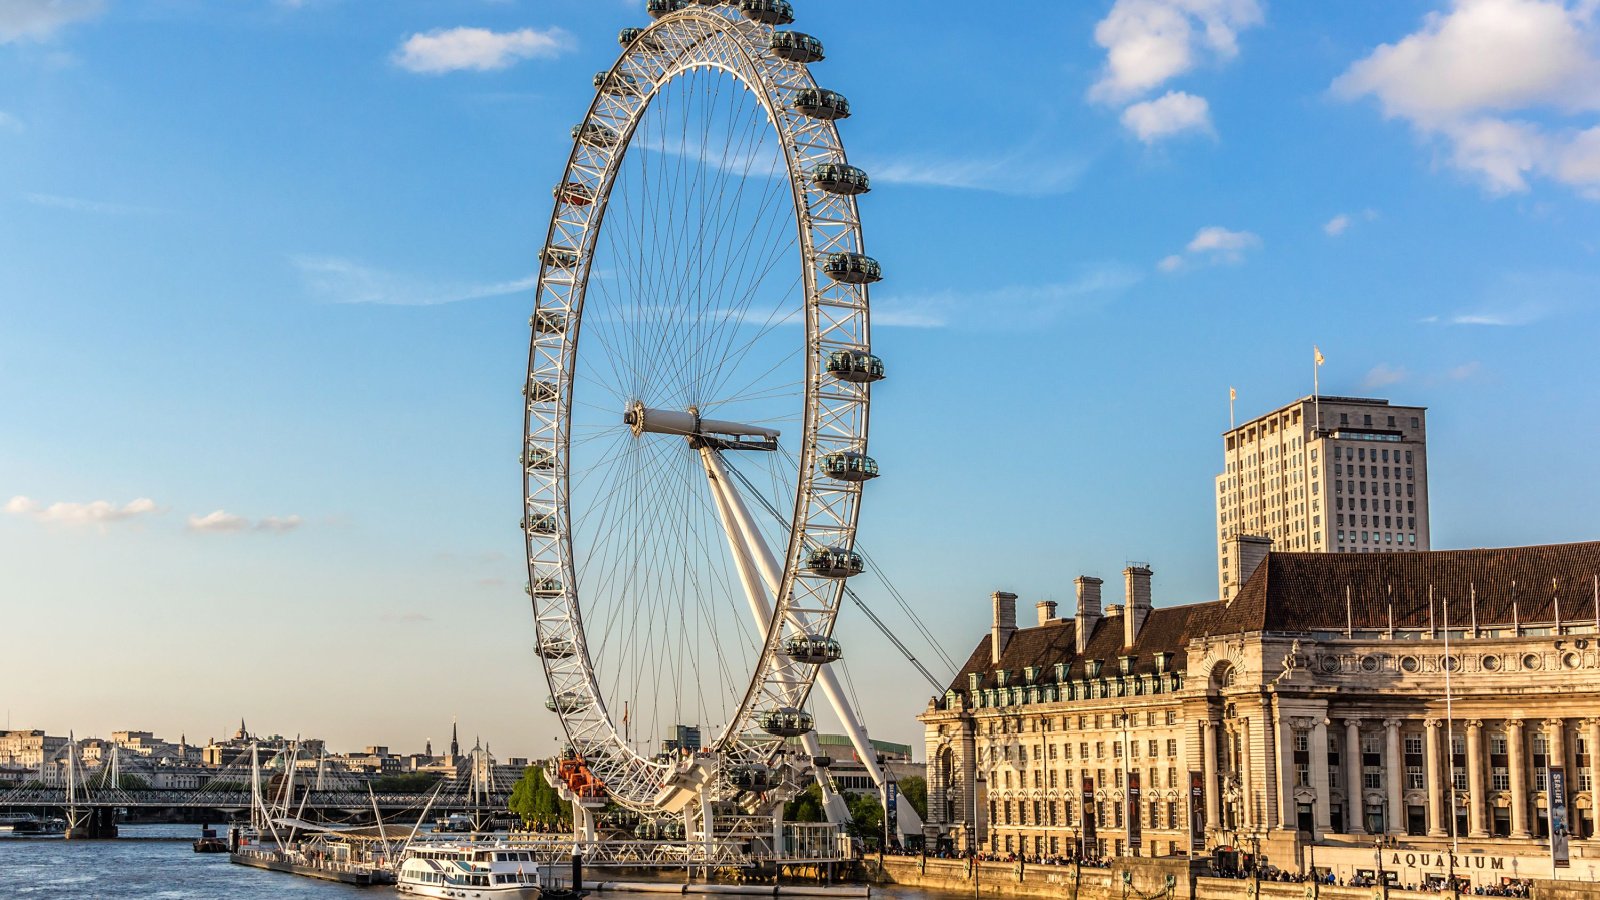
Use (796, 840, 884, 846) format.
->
(871, 857, 1600, 900)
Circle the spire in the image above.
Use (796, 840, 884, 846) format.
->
(450, 719, 460, 758)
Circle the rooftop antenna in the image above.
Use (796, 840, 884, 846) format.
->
(1554, 577, 1562, 634)
(1513, 580, 1520, 636)
(1345, 585, 1353, 637)
(1469, 584, 1478, 638)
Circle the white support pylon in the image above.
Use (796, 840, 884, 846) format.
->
(701, 448, 922, 840)
(700, 448, 851, 827)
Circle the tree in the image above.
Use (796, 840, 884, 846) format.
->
(785, 783, 826, 823)
(844, 792, 884, 845)
(508, 766, 570, 829)
(370, 773, 441, 793)
(898, 776, 928, 820)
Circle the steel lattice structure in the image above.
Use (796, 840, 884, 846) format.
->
(522, 1, 881, 817)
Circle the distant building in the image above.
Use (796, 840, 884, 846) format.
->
(662, 724, 702, 754)
(784, 733, 920, 796)
(0, 730, 67, 768)
(1217, 395, 1430, 601)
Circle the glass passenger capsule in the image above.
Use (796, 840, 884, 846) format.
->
(810, 163, 871, 196)
(792, 88, 850, 120)
(595, 72, 642, 96)
(572, 122, 620, 148)
(822, 252, 881, 284)
(523, 447, 555, 471)
(770, 31, 824, 63)
(806, 547, 864, 578)
(784, 634, 843, 664)
(531, 310, 568, 334)
(555, 182, 595, 207)
(545, 691, 588, 713)
(820, 451, 878, 482)
(811, 755, 832, 769)
(825, 349, 885, 383)
(647, 0, 687, 19)
(728, 764, 778, 793)
(740, 0, 794, 25)
(525, 379, 559, 403)
(523, 512, 557, 534)
(537, 638, 577, 659)
(542, 246, 581, 268)
(758, 707, 813, 738)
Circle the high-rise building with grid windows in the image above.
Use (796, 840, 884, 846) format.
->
(1216, 395, 1430, 601)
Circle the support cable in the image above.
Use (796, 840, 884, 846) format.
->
(722, 458, 950, 693)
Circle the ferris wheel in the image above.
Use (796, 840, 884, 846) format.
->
(522, 0, 908, 828)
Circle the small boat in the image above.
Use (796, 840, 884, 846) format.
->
(397, 841, 550, 898)
(193, 826, 229, 853)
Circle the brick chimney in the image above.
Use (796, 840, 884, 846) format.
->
(1074, 577, 1103, 654)
(1036, 600, 1058, 626)
(991, 591, 1018, 664)
(1223, 535, 1272, 602)
(1124, 565, 1153, 648)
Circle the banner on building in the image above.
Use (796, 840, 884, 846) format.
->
(887, 782, 899, 840)
(1189, 770, 1206, 852)
(1127, 770, 1142, 850)
(1551, 767, 1570, 868)
(1080, 776, 1096, 857)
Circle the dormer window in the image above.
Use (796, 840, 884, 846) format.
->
(996, 669, 1009, 687)
(1086, 659, 1103, 679)
(1119, 655, 1135, 676)
(969, 672, 982, 693)
(1154, 651, 1172, 674)
(1023, 665, 1039, 683)
(1054, 662, 1067, 683)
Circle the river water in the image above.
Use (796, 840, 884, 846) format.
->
(0, 825, 951, 900)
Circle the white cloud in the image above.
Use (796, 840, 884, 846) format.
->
(1119, 91, 1212, 142)
(1161, 225, 1261, 271)
(0, 111, 22, 132)
(868, 151, 1086, 196)
(1334, 0, 1600, 198)
(5, 495, 161, 527)
(1361, 363, 1410, 388)
(187, 510, 304, 534)
(23, 192, 164, 215)
(0, 0, 103, 43)
(1445, 361, 1483, 380)
(292, 256, 534, 306)
(393, 26, 572, 74)
(1088, 0, 1265, 103)
(1323, 214, 1351, 236)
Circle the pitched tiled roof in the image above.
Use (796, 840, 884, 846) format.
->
(943, 541, 1600, 695)
(1218, 541, 1600, 633)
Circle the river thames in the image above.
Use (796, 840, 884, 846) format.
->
(0, 824, 955, 900)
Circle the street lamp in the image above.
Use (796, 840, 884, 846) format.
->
(1373, 834, 1397, 897)
(972, 771, 986, 900)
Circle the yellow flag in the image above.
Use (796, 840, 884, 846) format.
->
(1314, 346, 1326, 367)
(1229, 386, 1237, 402)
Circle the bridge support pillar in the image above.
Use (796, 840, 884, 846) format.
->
(65, 807, 117, 840)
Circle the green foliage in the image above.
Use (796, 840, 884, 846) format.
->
(508, 766, 571, 828)
(784, 783, 826, 823)
(89, 772, 149, 791)
(897, 776, 927, 820)
(844, 792, 884, 845)
(370, 773, 442, 793)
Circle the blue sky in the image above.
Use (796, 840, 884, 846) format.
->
(2, 0, 1598, 757)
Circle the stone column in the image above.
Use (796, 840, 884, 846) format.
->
(1345, 718, 1366, 835)
(1549, 718, 1568, 769)
(1509, 719, 1529, 839)
(1203, 720, 1221, 833)
(1311, 719, 1332, 832)
(1466, 720, 1487, 838)
(1275, 710, 1295, 830)
(1589, 719, 1600, 835)
(1425, 719, 1445, 836)
(1385, 719, 1405, 835)
(1241, 717, 1254, 829)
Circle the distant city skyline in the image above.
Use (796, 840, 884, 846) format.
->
(3, 1, 1598, 755)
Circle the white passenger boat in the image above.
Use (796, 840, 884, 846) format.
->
(396, 842, 548, 898)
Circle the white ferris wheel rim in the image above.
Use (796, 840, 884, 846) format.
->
(522, 4, 877, 815)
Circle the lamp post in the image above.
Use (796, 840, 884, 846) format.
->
(1373, 834, 1396, 897)
(972, 771, 985, 900)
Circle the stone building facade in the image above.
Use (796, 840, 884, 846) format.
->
(920, 540, 1600, 887)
